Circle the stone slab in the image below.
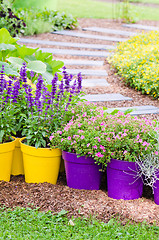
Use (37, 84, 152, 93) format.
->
(39, 47, 111, 57)
(122, 24, 159, 31)
(82, 94, 132, 102)
(105, 105, 159, 115)
(83, 27, 136, 36)
(67, 69, 107, 76)
(52, 30, 127, 42)
(60, 59, 104, 66)
(82, 79, 110, 87)
(18, 38, 116, 50)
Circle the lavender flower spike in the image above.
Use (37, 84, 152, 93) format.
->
(77, 72, 82, 93)
(0, 65, 5, 96)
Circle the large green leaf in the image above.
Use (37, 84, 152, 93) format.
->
(42, 72, 53, 83)
(0, 61, 18, 75)
(16, 45, 38, 59)
(0, 28, 18, 44)
(0, 43, 16, 51)
(6, 57, 24, 69)
(35, 50, 52, 62)
(48, 60, 64, 74)
(27, 61, 46, 74)
(24, 55, 36, 62)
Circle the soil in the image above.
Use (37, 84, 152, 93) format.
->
(2, 18, 159, 225)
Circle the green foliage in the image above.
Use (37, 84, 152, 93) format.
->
(12, 7, 78, 36)
(0, 0, 26, 37)
(0, 28, 64, 82)
(108, 31, 159, 99)
(0, 207, 158, 239)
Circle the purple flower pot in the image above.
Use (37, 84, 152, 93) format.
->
(153, 170, 159, 205)
(62, 151, 102, 190)
(107, 159, 143, 200)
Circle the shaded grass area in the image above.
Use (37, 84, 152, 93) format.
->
(0, 206, 159, 239)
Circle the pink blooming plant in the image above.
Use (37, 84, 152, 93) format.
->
(50, 110, 158, 166)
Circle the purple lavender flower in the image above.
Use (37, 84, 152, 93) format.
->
(35, 75, 43, 102)
(5, 77, 13, 103)
(30, 70, 35, 79)
(0, 65, 6, 96)
(26, 86, 34, 109)
(59, 79, 64, 96)
(35, 75, 44, 112)
(77, 72, 82, 93)
(12, 79, 20, 103)
(20, 62, 27, 85)
(62, 66, 71, 91)
(51, 73, 58, 101)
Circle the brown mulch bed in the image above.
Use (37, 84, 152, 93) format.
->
(2, 18, 159, 224)
(1, 172, 158, 225)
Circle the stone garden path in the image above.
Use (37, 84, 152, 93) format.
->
(19, 23, 159, 116)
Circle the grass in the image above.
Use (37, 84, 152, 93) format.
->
(13, 0, 159, 21)
(13, 0, 58, 9)
(0, 206, 158, 239)
(130, 0, 159, 3)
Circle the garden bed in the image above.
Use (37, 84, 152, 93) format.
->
(0, 18, 159, 225)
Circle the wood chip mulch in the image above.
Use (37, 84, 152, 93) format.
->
(0, 172, 158, 225)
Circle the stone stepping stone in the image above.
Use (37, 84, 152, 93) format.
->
(67, 69, 107, 76)
(52, 30, 126, 42)
(122, 24, 159, 31)
(83, 27, 136, 36)
(18, 38, 116, 50)
(39, 47, 110, 57)
(60, 59, 104, 66)
(82, 79, 110, 87)
(82, 93, 132, 102)
(105, 105, 159, 115)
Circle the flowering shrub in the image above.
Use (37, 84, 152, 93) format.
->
(108, 31, 159, 99)
(0, 64, 83, 147)
(50, 111, 158, 165)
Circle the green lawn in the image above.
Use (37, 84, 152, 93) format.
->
(13, 0, 159, 21)
(130, 0, 159, 3)
(0, 207, 159, 239)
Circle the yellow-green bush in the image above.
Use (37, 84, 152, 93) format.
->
(108, 31, 159, 100)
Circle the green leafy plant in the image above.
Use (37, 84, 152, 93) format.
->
(0, 0, 26, 37)
(12, 8, 78, 36)
(0, 28, 64, 82)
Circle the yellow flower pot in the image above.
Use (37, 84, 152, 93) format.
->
(11, 137, 25, 175)
(0, 139, 16, 181)
(20, 140, 61, 184)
